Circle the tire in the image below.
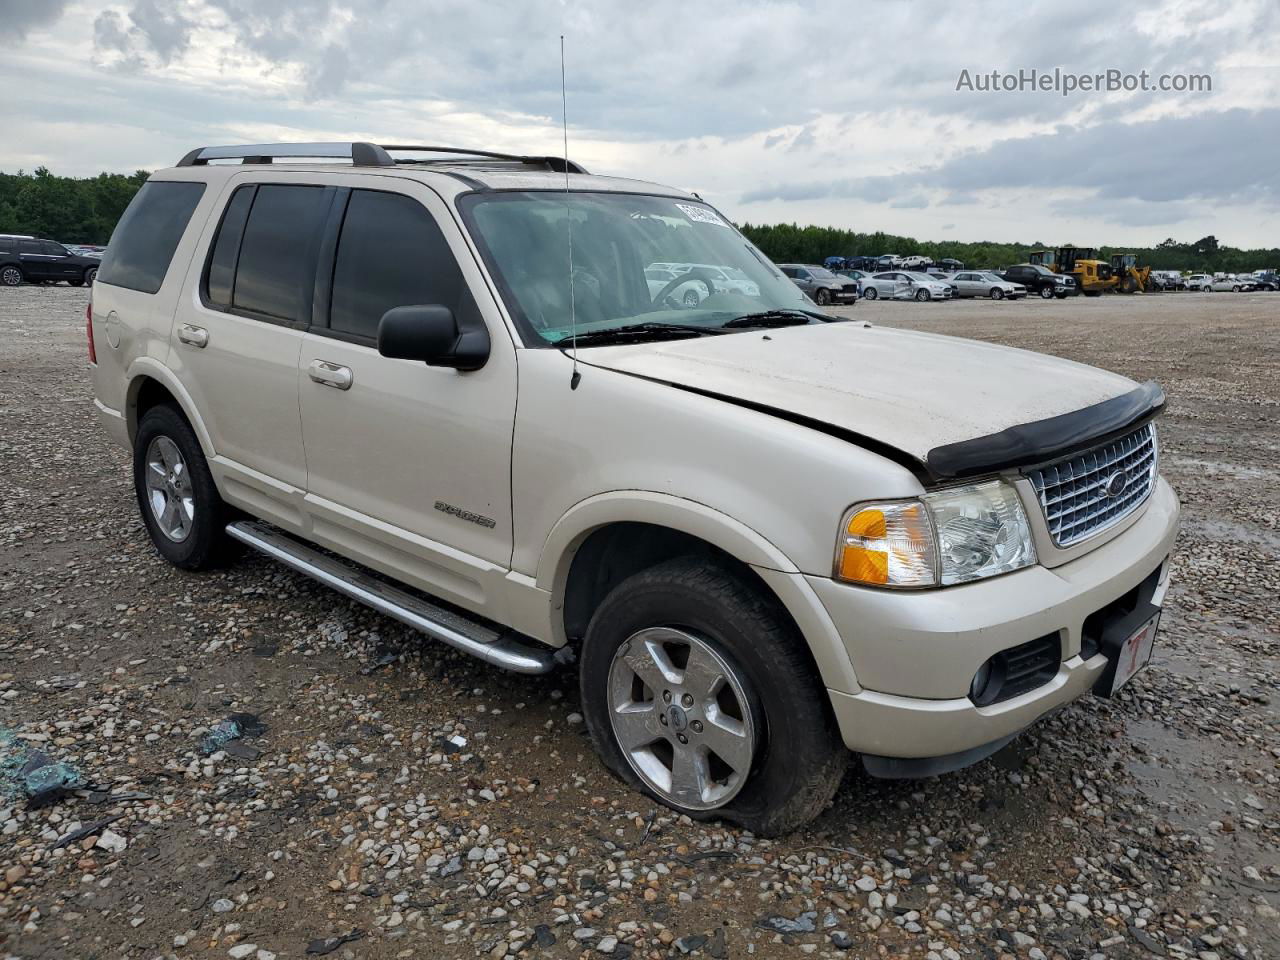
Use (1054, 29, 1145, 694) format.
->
(580, 557, 847, 836)
(682, 290, 700, 307)
(1231, 285, 1240, 293)
(85, 266, 98, 285)
(914, 288, 930, 302)
(1038, 285, 1054, 299)
(133, 405, 240, 570)
(68, 279, 84, 287)
(990, 288, 1004, 300)
(862, 287, 878, 300)
(0, 265, 22, 287)
(815, 288, 831, 306)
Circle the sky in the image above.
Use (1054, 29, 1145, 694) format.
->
(2, 0, 1278, 247)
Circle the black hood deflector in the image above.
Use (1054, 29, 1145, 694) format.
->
(925, 380, 1166, 479)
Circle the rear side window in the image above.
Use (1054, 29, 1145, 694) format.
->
(204, 185, 256, 309)
(328, 190, 473, 342)
(232, 185, 329, 322)
(97, 180, 205, 294)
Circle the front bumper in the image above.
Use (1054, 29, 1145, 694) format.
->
(813, 477, 1179, 759)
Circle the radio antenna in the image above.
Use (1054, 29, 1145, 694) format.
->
(561, 34, 581, 390)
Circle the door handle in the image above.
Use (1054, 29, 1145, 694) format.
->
(308, 359, 353, 390)
(178, 324, 209, 348)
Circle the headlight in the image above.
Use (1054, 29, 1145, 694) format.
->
(835, 480, 1036, 588)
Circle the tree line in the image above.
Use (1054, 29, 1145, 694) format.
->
(1, 167, 1276, 273)
(0, 168, 150, 244)
(739, 223, 1280, 274)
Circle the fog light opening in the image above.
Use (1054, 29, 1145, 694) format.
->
(969, 657, 1004, 706)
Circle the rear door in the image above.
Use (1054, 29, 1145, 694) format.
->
(169, 177, 328, 530)
(17, 240, 52, 279)
(296, 182, 517, 616)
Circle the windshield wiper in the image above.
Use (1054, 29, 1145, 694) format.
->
(551, 322, 723, 348)
(721, 310, 823, 329)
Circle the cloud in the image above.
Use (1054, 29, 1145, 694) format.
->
(2, 0, 1279, 245)
(742, 108, 1280, 216)
(0, 0, 70, 43)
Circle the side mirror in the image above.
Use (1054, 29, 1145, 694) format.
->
(377, 305, 489, 371)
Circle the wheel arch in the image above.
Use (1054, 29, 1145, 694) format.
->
(537, 492, 861, 694)
(124, 359, 215, 456)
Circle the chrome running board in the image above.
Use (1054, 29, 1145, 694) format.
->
(225, 520, 560, 674)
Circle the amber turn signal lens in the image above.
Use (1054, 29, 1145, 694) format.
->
(836, 502, 937, 587)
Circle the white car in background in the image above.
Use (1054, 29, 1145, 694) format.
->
(1209, 276, 1248, 292)
(900, 255, 933, 270)
(946, 270, 1027, 300)
(1185, 274, 1214, 291)
(860, 271, 954, 302)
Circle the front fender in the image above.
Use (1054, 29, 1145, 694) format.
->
(535, 491, 862, 694)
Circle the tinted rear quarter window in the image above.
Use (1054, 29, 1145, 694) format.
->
(204, 185, 256, 308)
(97, 180, 205, 294)
(328, 190, 474, 342)
(233, 185, 329, 322)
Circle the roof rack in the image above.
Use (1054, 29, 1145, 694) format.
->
(176, 141, 588, 174)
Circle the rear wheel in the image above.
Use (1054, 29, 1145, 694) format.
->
(85, 266, 98, 285)
(580, 557, 847, 836)
(133, 405, 239, 570)
(815, 288, 831, 306)
(990, 287, 1004, 300)
(0, 266, 21, 286)
(862, 287, 878, 300)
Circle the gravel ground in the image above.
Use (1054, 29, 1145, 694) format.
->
(1, 285, 1276, 960)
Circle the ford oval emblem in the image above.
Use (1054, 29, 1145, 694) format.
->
(1104, 472, 1128, 498)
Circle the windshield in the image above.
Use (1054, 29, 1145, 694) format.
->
(808, 267, 838, 280)
(980, 272, 1006, 282)
(463, 191, 812, 345)
(902, 272, 936, 282)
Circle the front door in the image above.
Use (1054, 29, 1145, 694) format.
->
(297, 183, 517, 617)
(17, 240, 53, 280)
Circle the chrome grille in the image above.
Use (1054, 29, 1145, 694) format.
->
(1025, 424, 1158, 547)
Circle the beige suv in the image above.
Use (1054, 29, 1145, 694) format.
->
(90, 142, 1179, 834)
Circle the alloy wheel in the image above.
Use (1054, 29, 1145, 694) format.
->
(607, 627, 756, 811)
(144, 435, 195, 542)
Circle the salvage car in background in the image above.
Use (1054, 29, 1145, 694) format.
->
(0, 237, 101, 287)
(948, 270, 1027, 300)
(778, 264, 858, 305)
(1002, 263, 1078, 299)
(860, 270, 954, 301)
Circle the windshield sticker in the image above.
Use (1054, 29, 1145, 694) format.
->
(676, 203, 728, 227)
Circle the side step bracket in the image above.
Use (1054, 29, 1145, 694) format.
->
(225, 520, 561, 675)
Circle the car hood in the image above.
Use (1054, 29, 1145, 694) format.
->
(581, 322, 1139, 472)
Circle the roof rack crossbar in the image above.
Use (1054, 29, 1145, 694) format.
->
(380, 144, 588, 174)
(176, 142, 587, 174)
(177, 142, 394, 167)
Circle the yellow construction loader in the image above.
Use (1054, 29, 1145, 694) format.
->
(1109, 254, 1152, 293)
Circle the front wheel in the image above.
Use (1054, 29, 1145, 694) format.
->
(1039, 286, 1055, 299)
(0, 265, 22, 286)
(814, 288, 831, 306)
(580, 558, 847, 836)
(133, 405, 240, 570)
(1231, 285, 1240, 293)
(990, 287, 1004, 300)
(914, 288, 931, 302)
(85, 266, 98, 285)
(862, 287, 878, 300)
